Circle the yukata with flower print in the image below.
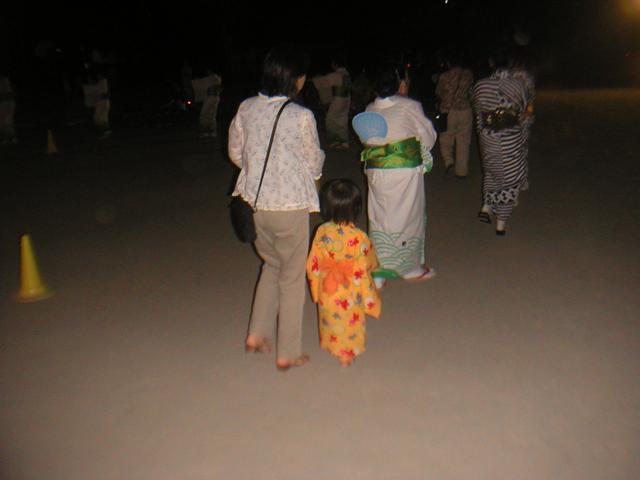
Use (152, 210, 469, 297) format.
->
(306, 222, 381, 363)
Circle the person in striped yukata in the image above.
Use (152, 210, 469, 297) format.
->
(471, 51, 534, 235)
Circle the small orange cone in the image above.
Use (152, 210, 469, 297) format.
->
(16, 235, 53, 303)
(46, 130, 58, 154)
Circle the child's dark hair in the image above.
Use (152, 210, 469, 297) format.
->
(320, 179, 362, 225)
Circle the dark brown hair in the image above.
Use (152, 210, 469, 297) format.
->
(260, 45, 309, 98)
(319, 179, 362, 225)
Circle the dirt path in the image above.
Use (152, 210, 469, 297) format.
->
(1, 89, 639, 480)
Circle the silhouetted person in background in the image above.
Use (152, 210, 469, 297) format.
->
(313, 53, 351, 149)
(435, 50, 474, 178)
(82, 66, 111, 138)
(192, 64, 222, 138)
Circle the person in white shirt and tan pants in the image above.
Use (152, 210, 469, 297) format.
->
(228, 46, 325, 371)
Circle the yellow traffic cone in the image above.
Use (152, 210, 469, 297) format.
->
(16, 235, 53, 303)
(46, 129, 58, 154)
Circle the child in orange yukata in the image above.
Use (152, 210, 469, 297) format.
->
(306, 179, 381, 367)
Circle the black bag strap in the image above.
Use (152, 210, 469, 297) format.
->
(253, 99, 292, 210)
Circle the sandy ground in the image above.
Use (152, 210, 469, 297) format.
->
(1, 89, 639, 480)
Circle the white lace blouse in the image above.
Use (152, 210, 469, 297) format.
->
(228, 94, 325, 212)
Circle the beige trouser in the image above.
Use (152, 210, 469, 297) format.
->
(439, 108, 473, 177)
(250, 209, 309, 359)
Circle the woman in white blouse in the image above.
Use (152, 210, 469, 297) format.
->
(228, 46, 325, 371)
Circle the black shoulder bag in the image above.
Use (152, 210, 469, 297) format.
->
(229, 99, 291, 243)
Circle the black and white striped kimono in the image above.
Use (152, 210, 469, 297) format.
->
(472, 69, 533, 222)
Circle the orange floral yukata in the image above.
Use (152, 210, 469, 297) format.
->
(306, 222, 381, 361)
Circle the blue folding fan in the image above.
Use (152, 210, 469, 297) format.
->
(352, 112, 388, 144)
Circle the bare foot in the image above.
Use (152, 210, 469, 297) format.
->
(276, 354, 310, 371)
(339, 357, 353, 367)
(245, 335, 272, 354)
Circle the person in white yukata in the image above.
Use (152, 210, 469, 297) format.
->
(82, 67, 111, 139)
(353, 65, 437, 289)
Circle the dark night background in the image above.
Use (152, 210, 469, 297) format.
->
(1, 0, 640, 127)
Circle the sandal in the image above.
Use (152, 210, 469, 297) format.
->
(245, 336, 272, 354)
(403, 267, 436, 283)
(478, 211, 492, 224)
(276, 354, 310, 372)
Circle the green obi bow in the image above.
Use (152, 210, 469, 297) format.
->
(360, 137, 424, 169)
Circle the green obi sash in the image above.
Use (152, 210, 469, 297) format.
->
(360, 137, 423, 169)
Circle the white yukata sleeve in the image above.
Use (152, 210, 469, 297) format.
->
(411, 102, 437, 151)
